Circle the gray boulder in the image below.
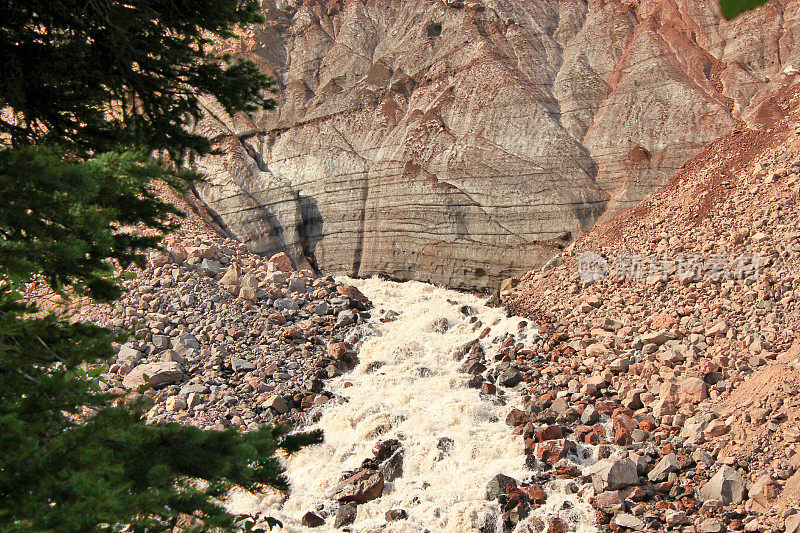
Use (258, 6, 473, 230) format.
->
(334, 503, 357, 528)
(231, 357, 255, 372)
(589, 458, 638, 492)
(486, 473, 517, 500)
(198, 258, 221, 276)
(274, 298, 300, 311)
(498, 367, 523, 387)
(117, 345, 143, 365)
(648, 453, 679, 482)
(699, 465, 746, 504)
(122, 362, 183, 389)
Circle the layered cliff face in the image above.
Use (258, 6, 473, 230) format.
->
(194, 0, 800, 289)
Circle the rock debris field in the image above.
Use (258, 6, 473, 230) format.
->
(501, 86, 800, 532)
(61, 193, 372, 431)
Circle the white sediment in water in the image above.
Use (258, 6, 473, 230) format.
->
(229, 278, 599, 532)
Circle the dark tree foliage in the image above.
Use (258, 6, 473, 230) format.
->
(0, 2, 322, 532)
(0, 148, 183, 301)
(0, 0, 277, 160)
(0, 284, 318, 532)
(719, 0, 770, 19)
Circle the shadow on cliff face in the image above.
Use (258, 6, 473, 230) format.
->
(297, 194, 323, 271)
(574, 198, 609, 233)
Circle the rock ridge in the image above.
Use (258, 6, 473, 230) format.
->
(195, 0, 800, 289)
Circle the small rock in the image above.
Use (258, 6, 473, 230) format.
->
(534, 439, 574, 465)
(288, 277, 306, 294)
(581, 405, 600, 425)
(274, 298, 300, 311)
(334, 502, 358, 528)
(704, 419, 729, 438)
(117, 345, 143, 365)
(337, 284, 369, 304)
(665, 509, 689, 527)
(693, 449, 715, 467)
(160, 350, 186, 366)
(180, 383, 209, 395)
(593, 490, 626, 513)
(335, 309, 357, 328)
(199, 258, 221, 277)
(186, 392, 203, 409)
(498, 367, 523, 387)
(546, 517, 567, 533)
(268, 252, 293, 272)
(613, 513, 644, 530)
(535, 425, 564, 442)
(519, 485, 546, 504)
(380, 448, 404, 482)
(506, 408, 528, 427)
(678, 377, 707, 404)
(165, 396, 187, 412)
(238, 285, 257, 301)
(699, 518, 725, 533)
(640, 330, 671, 345)
(385, 509, 408, 521)
(749, 474, 780, 509)
(785, 513, 800, 533)
(648, 453, 679, 482)
(327, 341, 348, 359)
(301, 512, 325, 527)
(219, 263, 240, 288)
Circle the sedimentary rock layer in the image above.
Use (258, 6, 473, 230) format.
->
(194, 0, 800, 289)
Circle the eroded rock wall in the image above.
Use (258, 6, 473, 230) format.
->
(194, 0, 800, 289)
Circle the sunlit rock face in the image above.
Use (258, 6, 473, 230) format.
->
(194, 0, 800, 289)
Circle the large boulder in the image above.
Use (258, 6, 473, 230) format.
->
(648, 453, 679, 482)
(333, 468, 384, 504)
(486, 473, 517, 500)
(678, 377, 708, 405)
(749, 474, 781, 510)
(122, 362, 183, 389)
(588, 458, 638, 493)
(117, 345, 143, 365)
(699, 466, 747, 504)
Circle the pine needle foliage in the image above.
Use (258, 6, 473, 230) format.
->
(0, 2, 322, 531)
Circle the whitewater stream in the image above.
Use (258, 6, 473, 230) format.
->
(230, 278, 599, 532)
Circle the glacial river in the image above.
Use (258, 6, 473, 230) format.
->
(230, 278, 598, 532)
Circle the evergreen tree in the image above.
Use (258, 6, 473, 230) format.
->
(0, 2, 321, 531)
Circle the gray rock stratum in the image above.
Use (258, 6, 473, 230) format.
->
(193, 0, 800, 289)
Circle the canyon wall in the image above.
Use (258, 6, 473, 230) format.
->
(194, 0, 800, 289)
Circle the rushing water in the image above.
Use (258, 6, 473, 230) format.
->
(229, 278, 599, 532)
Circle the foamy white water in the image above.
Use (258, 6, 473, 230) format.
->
(229, 278, 599, 532)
